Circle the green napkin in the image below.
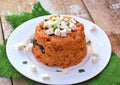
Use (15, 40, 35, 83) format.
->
(0, 2, 120, 85)
(80, 52, 120, 85)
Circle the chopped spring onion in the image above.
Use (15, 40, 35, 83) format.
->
(22, 61, 28, 64)
(78, 69, 85, 73)
(86, 40, 91, 45)
(56, 70, 62, 72)
(66, 22, 70, 26)
(52, 19, 56, 22)
(53, 26, 58, 31)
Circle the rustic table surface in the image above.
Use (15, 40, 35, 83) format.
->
(0, 0, 120, 85)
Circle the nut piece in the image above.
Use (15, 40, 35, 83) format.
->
(41, 74, 50, 80)
(30, 64, 38, 72)
(17, 43, 25, 50)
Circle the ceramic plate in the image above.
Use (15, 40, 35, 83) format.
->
(6, 15, 111, 84)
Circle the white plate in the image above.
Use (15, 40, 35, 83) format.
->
(6, 15, 111, 84)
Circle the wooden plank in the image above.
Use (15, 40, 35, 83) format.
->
(40, 0, 92, 20)
(0, 0, 37, 39)
(0, 78, 12, 85)
(0, 17, 3, 44)
(83, 0, 120, 56)
(11, 78, 26, 85)
(0, 17, 12, 85)
(0, 0, 37, 85)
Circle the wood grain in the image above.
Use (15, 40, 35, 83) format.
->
(0, 17, 3, 44)
(0, 16, 12, 85)
(83, 0, 120, 56)
(11, 78, 26, 85)
(0, 0, 37, 39)
(0, 0, 37, 85)
(47, 0, 92, 20)
(0, 78, 11, 85)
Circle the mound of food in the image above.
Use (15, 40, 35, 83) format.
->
(32, 15, 87, 68)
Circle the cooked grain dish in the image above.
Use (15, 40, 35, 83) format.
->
(32, 15, 87, 68)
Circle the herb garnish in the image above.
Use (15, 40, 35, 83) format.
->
(52, 25, 58, 31)
(86, 40, 91, 45)
(58, 14, 60, 17)
(54, 26, 58, 31)
(78, 69, 85, 73)
(66, 22, 70, 26)
(56, 70, 62, 72)
(52, 19, 56, 22)
(22, 61, 28, 64)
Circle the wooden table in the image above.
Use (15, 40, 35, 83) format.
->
(0, 0, 120, 85)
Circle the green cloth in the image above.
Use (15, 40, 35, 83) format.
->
(80, 52, 120, 85)
(0, 2, 120, 85)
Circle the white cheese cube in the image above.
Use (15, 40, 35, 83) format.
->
(31, 64, 38, 72)
(41, 74, 50, 80)
(61, 21, 66, 26)
(43, 22, 48, 28)
(66, 28, 71, 33)
(46, 29, 54, 35)
(64, 18, 69, 21)
(17, 43, 25, 50)
(60, 29, 66, 37)
(61, 21, 68, 29)
(46, 21, 53, 28)
(92, 48, 98, 57)
(59, 16, 64, 21)
(25, 43, 33, 51)
(91, 56, 98, 63)
(53, 21, 60, 26)
(63, 69, 69, 74)
(70, 18, 76, 23)
(69, 23, 76, 30)
(89, 26, 96, 32)
(56, 15, 63, 21)
(55, 29, 61, 36)
(51, 17, 56, 21)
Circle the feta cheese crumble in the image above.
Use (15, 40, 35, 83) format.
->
(41, 74, 50, 80)
(43, 15, 77, 37)
(17, 43, 25, 50)
(91, 48, 98, 63)
(92, 48, 98, 57)
(63, 69, 69, 74)
(25, 43, 33, 51)
(46, 28, 54, 35)
(89, 25, 96, 32)
(30, 64, 38, 72)
(91, 56, 98, 63)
